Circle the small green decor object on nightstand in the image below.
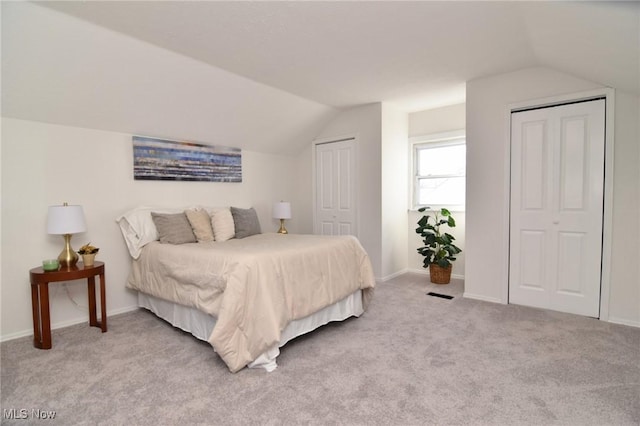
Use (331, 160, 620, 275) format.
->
(415, 207, 462, 285)
(42, 259, 60, 271)
(78, 243, 99, 267)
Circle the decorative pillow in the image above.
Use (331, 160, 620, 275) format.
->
(116, 206, 183, 258)
(210, 208, 235, 242)
(151, 212, 197, 244)
(230, 207, 262, 239)
(185, 209, 215, 242)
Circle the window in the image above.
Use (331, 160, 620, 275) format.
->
(412, 131, 466, 210)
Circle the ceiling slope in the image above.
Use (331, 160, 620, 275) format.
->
(520, 1, 639, 95)
(36, 1, 639, 110)
(2, 2, 337, 155)
(3, 1, 638, 155)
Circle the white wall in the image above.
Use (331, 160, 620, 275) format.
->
(2, 2, 336, 156)
(409, 103, 466, 137)
(312, 103, 383, 278)
(381, 104, 408, 280)
(305, 103, 411, 280)
(407, 103, 466, 278)
(465, 66, 640, 326)
(1, 118, 301, 340)
(293, 144, 315, 235)
(608, 91, 640, 326)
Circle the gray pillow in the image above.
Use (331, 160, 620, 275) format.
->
(230, 207, 261, 239)
(151, 212, 197, 244)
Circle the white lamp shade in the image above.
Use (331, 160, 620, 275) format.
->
(46, 204, 87, 235)
(273, 202, 291, 219)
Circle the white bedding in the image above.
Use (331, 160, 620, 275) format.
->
(137, 289, 364, 372)
(127, 233, 376, 372)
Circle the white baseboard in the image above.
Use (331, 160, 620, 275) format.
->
(0, 305, 139, 343)
(1, 329, 34, 343)
(407, 268, 465, 280)
(377, 268, 409, 282)
(462, 292, 503, 304)
(607, 316, 640, 328)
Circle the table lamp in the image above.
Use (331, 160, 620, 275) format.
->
(273, 201, 291, 234)
(47, 202, 87, 267)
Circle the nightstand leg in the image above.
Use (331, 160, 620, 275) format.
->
(40, 283, 51, 349)
(87, 276, 98, 327)
(31, 282, 41, 348)
(32, 283, 52, 349)
(99, 272, 107, 332)
(87, 274, 107, 332)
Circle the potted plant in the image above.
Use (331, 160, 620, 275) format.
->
(415, 207, 462, 284)
(78, 243, 99, 267)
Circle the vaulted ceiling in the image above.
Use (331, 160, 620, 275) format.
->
(3, 1, 638, 154)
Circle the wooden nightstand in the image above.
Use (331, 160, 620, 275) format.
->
(29, 261, 107, 349)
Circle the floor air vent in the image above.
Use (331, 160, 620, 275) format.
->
(427, 292, 454, 300)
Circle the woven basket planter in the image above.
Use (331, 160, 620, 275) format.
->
(429, 263, 452, 284)
(81, 253, 96, 267)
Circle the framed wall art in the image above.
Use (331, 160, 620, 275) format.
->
(133, 136, 242, 182)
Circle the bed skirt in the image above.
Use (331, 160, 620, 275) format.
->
(137, 289, 364, 372)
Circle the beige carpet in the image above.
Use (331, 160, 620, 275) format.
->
(2, 274, 639, 425)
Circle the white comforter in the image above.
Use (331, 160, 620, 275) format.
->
(127, 233, 376, 372)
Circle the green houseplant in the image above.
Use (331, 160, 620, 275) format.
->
(415, 207, 462, 284)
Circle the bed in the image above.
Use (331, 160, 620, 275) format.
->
(117, 206, 376, 372)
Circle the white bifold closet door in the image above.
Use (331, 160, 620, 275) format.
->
(509, 99, 605, 317)
(315, 138, 357, 236)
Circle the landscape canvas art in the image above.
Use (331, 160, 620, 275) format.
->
(133, 136, 242, 182)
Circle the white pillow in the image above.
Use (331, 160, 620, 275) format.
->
(116, 206, 182, 258)
(210, 208, 235, 242)
(185, 208, 215, 242)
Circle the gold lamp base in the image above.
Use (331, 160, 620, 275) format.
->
(57, 234, 79, 267)
(277, 219, 288, 234)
